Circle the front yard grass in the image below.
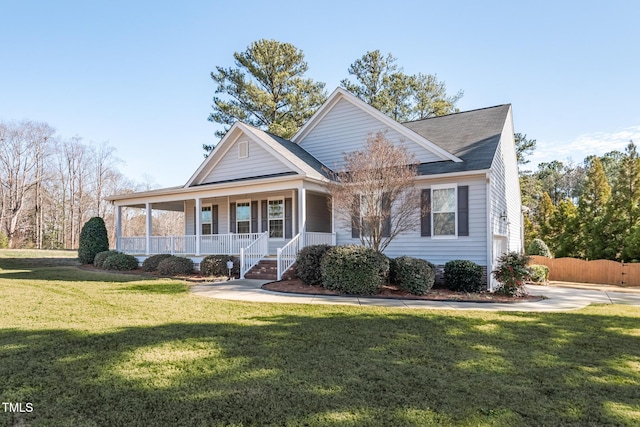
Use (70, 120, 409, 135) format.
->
(1, 249, 639, 426)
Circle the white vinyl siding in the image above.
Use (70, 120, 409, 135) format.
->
(298, 98, 443, 168)
(335, 177, 487, 266)
(490, 108, 522, 254)
(201, 139, 292, 184)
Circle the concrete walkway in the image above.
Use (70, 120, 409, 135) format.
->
(190, 280, 640, 312)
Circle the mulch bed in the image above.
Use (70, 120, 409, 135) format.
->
(263, 278, 545, 303)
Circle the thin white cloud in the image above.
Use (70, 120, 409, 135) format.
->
(526, 126, 640, 170)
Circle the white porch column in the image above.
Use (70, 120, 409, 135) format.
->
(298, 187, 306, 248)
(145, 202, 152, 255)
(115, 205, 122, 252)
(195, 197, 202, 255)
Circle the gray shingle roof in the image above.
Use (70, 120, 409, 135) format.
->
(265, 131, 333, 178)
(403, 104, 511, 175)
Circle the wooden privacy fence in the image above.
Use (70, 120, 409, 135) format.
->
(530, 256, 640, 287)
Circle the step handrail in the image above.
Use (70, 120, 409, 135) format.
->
(240, 231, 269, 279)
(276, 233, 301, 281)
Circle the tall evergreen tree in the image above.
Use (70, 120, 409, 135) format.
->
(206, 39, 327, 151)
(577, 158, 611, 259)
(550, 198, 579, 258)
(602, 142, 640, 261)
(514, 133, 537, 166)
(340, 50, 462, 122)
(534, 192, 556, 241)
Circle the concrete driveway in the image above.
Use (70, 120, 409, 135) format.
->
(190, 280, 640, 312)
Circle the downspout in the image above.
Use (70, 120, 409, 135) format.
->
(486, 172, 493, 291)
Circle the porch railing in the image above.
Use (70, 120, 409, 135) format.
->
(119, 233, 265, 256)
(304, 231, 336, 246)
(277, 233, 301, 281)
(240, 232, 268, 279)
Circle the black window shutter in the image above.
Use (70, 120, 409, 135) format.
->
(382, 192, 391, 237)
(458, 186, 469, 236)
(229, 202, 236, 233)
(212, 205, 219, 234)
(351, 195, 360, 238)
(421, 189, 431, 237)
(250, 201, 258, 233)
(284, 198, 292, 238)
(261, 200, 268, 233)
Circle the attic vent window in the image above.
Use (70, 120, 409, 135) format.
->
(238, 141, 249, 158)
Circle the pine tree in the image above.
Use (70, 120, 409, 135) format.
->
(603, 142, 640, 260)
(577, 158, 611, 259)
(534, 192, 556, 241)
(550, 198, 579, 257)
(206, 39, 327, 150)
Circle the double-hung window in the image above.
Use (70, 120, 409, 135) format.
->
(268, 199, 284, 238)
(201, 205, 212, 235)
(236, 202, 251, 234)
(432, 185, 457, 237)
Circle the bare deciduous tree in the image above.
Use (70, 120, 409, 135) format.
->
(327, 131, 420, 252)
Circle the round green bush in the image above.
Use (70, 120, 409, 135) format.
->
(94, 250, 119, 268)
(390, 256, 435, 295)
(492, 252, 531, 296)
(102, 252, 139, 271)
(526, 238, 552, 257)
(296, 244, 332, 285)
(157, 256, 194, 276)
(529, 264, 550, 284)
(78, 217, 109, 264)
(320, 245, 389, 295)
(141, 254, 174, 272)
(200, 255, 239, 277)
(444, 260, 484, 292)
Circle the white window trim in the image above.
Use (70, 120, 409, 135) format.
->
(267, 197, 285, 240)
(238, 141, 249, 159)
(431, 183, 458, 239)
(235, 199, 251, 234)
(201, 203, 213, 235)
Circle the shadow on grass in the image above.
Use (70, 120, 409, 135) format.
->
(118, 283, 188, 294)
(1, 310, 639, 426)
(0, 257, 148, 283)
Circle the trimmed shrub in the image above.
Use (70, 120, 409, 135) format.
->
(296, 244, 332, 285)
(141, 254, 174, 272)
(529, 264, 550, 284)
(94, 250, 119, 268)
(391, 256, 435, 295)
(321, 245, 389, 295)
(102, 252, 139, 271)
(200, 255, 239, 277)
(526, 238, 552, 257)
(157, 256, 194, 276)
(444, 260, 484, 293)
(492, 252, 531, 296)
(77, 217, 109, 264)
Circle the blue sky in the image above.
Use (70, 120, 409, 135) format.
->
(1, 1, 638, 187)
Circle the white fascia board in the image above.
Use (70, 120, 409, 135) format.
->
(110, 175, 306, 206)
(413, 169, 490, 181)
(292, 87, 462, 163)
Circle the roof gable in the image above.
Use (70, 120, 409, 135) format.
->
(292, 88, 461, 168)
(186, 123, 329, 187)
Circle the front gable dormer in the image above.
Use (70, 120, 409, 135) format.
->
(292, 88, 461, 169)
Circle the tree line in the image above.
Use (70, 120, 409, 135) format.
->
(204, 39, 463, 151)
(0, 120, 183, 249)
(522, 141, 640, 262)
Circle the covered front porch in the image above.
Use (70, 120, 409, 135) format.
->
(110, 180, 335, 279)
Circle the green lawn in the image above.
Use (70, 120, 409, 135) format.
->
(1, 250, 639, 426)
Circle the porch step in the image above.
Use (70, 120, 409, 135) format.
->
(244, 260, 296, 281)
